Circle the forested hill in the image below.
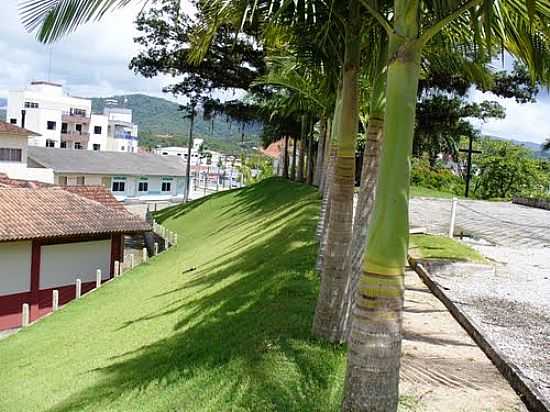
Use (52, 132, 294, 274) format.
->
(91, 94, 262, 152)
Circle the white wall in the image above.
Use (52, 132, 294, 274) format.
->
(5, 167, 55, 183)
(89, 114, 109, 151)
(40, 239, 111, 289)
(0, 241, 32, 296)
(8, 84, 91, 148)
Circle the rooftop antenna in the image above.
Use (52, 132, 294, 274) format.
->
(47, 46, 53, 81)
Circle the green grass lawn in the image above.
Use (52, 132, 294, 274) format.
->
(410, 186, 458, 199)
(0, 178, 348, 412)
(409, 234, 486, 263)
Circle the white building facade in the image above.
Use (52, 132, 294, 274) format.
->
(7, 81, 139, 153)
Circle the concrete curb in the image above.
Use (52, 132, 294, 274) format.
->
(408, 256, 550, 412)
(513, 197, 550, 211)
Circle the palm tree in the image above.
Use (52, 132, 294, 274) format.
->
(20, 0, 550, 411)
(343, 2, 550, 410)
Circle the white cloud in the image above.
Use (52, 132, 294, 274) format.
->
(0, 1, 194, 101)
(468, 88, 550, 145)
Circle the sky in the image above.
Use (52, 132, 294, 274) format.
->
(0, 1, 549, 145)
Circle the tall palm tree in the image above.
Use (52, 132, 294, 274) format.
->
(343, 1, 550, 410)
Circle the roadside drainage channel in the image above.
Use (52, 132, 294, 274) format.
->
(408, 256, 550, 412)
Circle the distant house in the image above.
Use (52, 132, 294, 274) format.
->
(0, 121, 50, 180)
(0, 187, 151, 330)
(27, 146, 188, 202)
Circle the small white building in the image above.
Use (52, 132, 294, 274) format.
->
(7, 81, 139, 152)
(27, 146, 188, 202)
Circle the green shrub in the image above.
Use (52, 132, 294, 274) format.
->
(410, 157, 465, 195)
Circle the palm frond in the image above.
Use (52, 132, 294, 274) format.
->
(19, 0, 141, 43)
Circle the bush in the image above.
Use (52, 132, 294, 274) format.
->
(411, 157, 465, 195)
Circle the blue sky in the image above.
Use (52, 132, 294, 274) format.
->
(0, 1, 549, 144)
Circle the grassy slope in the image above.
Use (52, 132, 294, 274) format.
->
(0, 178, 347, 412)
(410, 186, 457, 199)
(409, 234, 486, 263)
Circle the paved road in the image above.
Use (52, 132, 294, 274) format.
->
(410, 198, 550, 248)
(410, 197, 550, 405)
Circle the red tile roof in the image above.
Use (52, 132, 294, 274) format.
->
(0, 188, 151, 242)
(63, 186, 128, 212)
(0, 121, 40, 136)
(0, 173, 53, 189)
(260, 138, 296, 159)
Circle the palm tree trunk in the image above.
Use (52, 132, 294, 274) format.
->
(320, 118, 334, 195)
(344, 113, 383, 333)
(291, 137, 297, 180)
(282, 136, 289, 178)
(307, 122, 315, 185)
(314, 115, 328, 187)
(312, 11, 361, 343)
(298, 116, 306, 182)
(342, 1, 421, 409)
(343, 47, 388, 337)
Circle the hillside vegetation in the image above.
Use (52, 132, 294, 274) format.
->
(91, 94, 262, 152)
(0, 178, 352, 412)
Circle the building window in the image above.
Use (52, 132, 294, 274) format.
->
(76, 124, 82, 133)
(46, 139, 55, 148)
(161, 182, 172, 192)
(60, 141, 67, 149)
(24, 102, 39, 109)
(94, 126, 102, 134)
(0, 148, 22, 162)
(120, 146, 125, 152)
(112, 181, 126, 192)
(138, 181, 148, 192)
(76, 176, 85, 186)
(9, 118, 17, 125)
(61, 123, 68, 133)
(47, 121, 56, 130)
(93, 144, 101, 151)
(59, 176, 68, 186)
(74, 142, 82, 150)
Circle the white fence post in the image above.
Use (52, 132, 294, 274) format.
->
(130, 253, 135, 269)
(449, 197, 458, 238)
(174, 233, 178, 245)
(22, 303, 30, 327)
(154, 242, 159, 256)
(143, 247, 148, 262)
(114, 261, 120, 277)
(52, 290, 59, 311)
(75, 279, 82, 299)
(96, 269, 102, 288)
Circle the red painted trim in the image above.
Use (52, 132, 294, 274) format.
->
(37, 281, 96, 316)
(0, 291, 32, 330)
(30, 240, 41, 322)
(110, 233, 122, 279)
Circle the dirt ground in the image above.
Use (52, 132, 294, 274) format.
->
(400, 269, 527, 412)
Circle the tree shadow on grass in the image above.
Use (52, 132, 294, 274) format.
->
(47, 179, 345, 412)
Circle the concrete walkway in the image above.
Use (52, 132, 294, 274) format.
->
(401, 270, 526, 411)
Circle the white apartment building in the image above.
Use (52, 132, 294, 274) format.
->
(7, 81, 139, 153)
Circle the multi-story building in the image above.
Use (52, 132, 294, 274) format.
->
(7, 81, 139, 152)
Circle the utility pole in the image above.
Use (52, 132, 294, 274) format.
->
(459, 134, 482, 198)
(184, 102, 196, 203)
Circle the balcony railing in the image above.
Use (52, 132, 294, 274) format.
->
(62, 113, 90, 123)
(61, 131, 90, 142)
(114, 131, 139, 141)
